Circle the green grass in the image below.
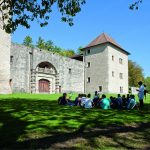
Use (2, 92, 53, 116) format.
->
(0, 93, 150, 149)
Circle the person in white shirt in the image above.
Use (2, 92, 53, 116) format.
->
(137, 81, 145, 109)
(84, 94, 93, 109)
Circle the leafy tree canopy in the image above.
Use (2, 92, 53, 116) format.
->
(128, 60, 144, 87)
(23, 36, 33, 48)
(23, 36, 75, 57)
(0, 0, 86, 33)
(144, 77, 150, 93)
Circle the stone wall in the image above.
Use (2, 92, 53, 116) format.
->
(84, 44, 109, 94)
(0, 26, 11, 94)
(107, 44, 128, 94)
(10, 44, 84, 93)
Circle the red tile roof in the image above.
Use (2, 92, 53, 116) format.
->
(81, 33, 130, 55)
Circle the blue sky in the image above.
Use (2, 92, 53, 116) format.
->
(12, 0, 150, 77)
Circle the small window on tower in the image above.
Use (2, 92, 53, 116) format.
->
(87, 62, 90, 68)
(69, 68, 72, 74)
(112, 55, 114, 61)
(120, 86, 123, 93)
(87, 77, 90, 83)
(119, 58, 123, 64)
(10, 56, 13, 63)
(112, 71, 114, 77)
(99, 86, 102, 92)
(119, 73, 123, 79)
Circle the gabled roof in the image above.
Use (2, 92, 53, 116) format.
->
(81, 33, 130, 55)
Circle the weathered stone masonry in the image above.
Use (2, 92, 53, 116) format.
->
(10, 43, 84, 93)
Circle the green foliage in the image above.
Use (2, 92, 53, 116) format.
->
(130, 0, 142, 10)
(144, 77, 150, 93)
(77, 46, 83, 54)
(128, 60, 144, 87)
(0, 0, 86, 33)
(23, 36, 33, 48)
(27, 36, 75, 57)
(36, 37, 45, 50)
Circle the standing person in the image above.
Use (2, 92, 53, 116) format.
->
(137, 81, 145, 109)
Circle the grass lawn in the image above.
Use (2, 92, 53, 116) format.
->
(0, 93, 150, 149)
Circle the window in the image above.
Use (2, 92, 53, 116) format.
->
(99, 86, 102, 92)
(112, 71, 114, 77)
(69, 68, 71, 74)
(112, 55, 114, 61)
(87, 77, 90, 83)
(87, 62, 90, 68)
(119, 73, 123, 79)
(119, 58, 123, 64)
(87, 49, 90, 54)
(10, 56, 13, 63)
(120, 86, 123, 93)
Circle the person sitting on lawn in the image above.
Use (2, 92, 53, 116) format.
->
(116, 94, 123, 109)
(58, 93, 67, 105)
(84, 94, 93, 109)
(127, 95, 136, 109)
(93, 91, 99, 107)
(81, 94, 87, 107)
(122, 95, 127, 108)
(100, 94, 110, 110)
(74, 94, 82, 106)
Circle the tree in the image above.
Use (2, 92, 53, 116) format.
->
(144, 77, 150, 93)
(0, 0, 86, 33)
(36, 37, 45, 50)
(128, 60, 144, 87)
(45, 40, 54, 51)
(23, 36, 33, 47)
(130, 0, 142, 10)
(77, 46, 83, 54)
(61, 49, 75, 57)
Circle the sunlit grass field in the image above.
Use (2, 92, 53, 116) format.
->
(0, 93, 150, 149)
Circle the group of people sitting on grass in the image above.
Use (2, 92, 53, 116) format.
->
(58, 91, 137, 110)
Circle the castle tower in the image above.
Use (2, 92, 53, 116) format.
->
(82, 33, 130, 94)
(0, 18, 11, 94)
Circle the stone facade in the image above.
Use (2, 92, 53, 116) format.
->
(10, 44, 84, 94)
(82, 33, 129, 94)
(0, 31, 130, 94)
(0, 20, 11, 94)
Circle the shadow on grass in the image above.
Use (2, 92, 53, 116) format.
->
(0, 98, 150, 149)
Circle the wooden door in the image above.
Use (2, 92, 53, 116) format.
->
(39, 79, 50, 93)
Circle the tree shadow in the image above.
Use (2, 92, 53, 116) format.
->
(0, 98, 150, 149)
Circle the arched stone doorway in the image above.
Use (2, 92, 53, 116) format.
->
(31, 61, 59, 93)
(39, 79, 50, 93)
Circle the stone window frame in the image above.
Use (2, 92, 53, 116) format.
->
(10, 56, 13, 63)
(112, 55, 114, 61)
(99, 86, 103, 92)
(112, 71, 115, 77)
(69, 68, 72, 74)
(87, 62, 90, 68)
(120, 86, 123, 93)
(119, 58, 123, 64)
(119, 73, 123, 79)
(87, 77, 90, 83)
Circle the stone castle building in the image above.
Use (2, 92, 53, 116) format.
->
(0, 20, 130, 94)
